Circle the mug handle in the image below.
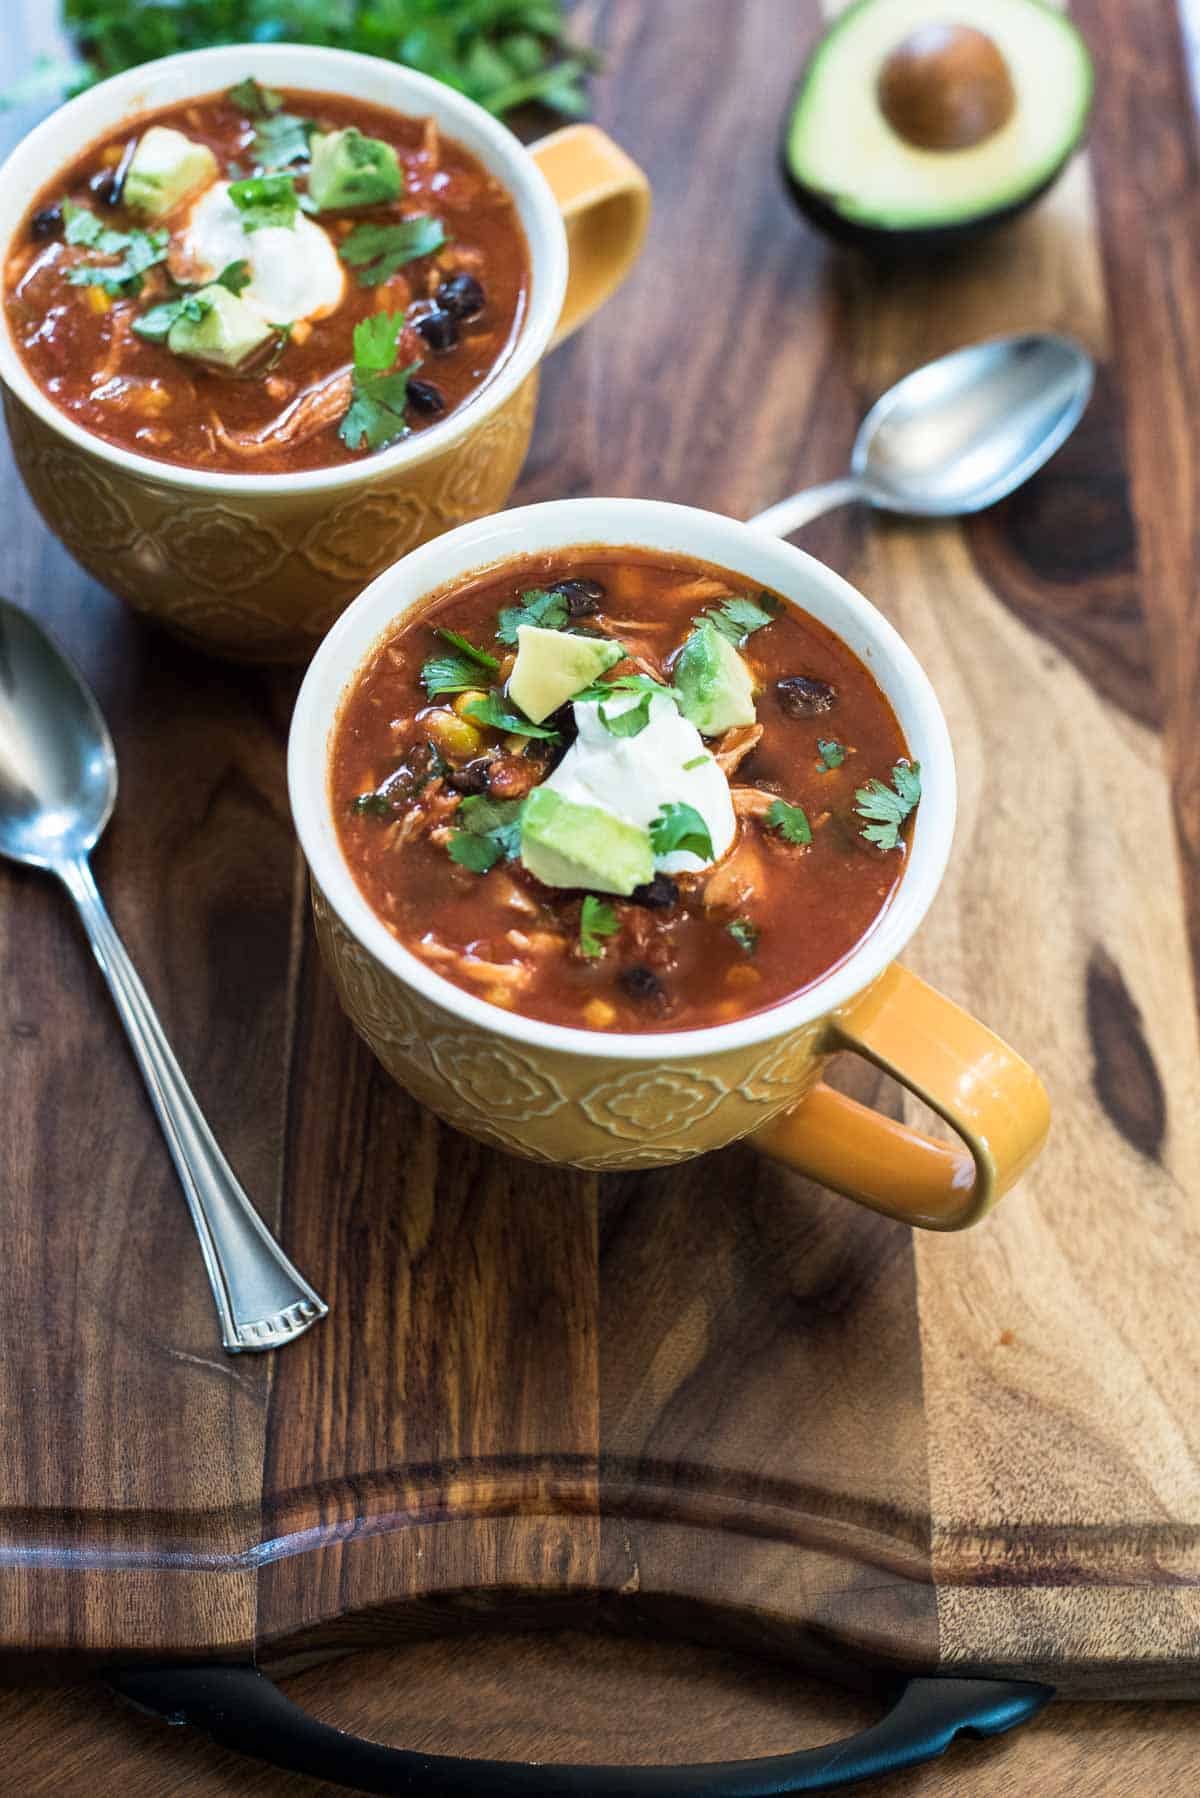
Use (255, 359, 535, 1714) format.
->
(529, 125, 651, 348)
(751, 965, 1051, 1231)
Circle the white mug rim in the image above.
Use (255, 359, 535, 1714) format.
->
(0, 44, 568, 497)
(288, 497, 958, 1063)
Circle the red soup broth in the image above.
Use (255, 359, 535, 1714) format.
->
(5, 84, 529, 473)
(330, 548, 919, 1033)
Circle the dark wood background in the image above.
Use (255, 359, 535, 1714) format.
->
(3, 0, 1200, 1790)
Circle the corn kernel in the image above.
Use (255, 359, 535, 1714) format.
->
(100, 144, 123, 168)
(724, 964, 762, 989)
(290, 318, 313, 346)
(424, 707, 484, 760)
(583, 999, 617, 1029)
(84, 286, 112, 314)
(451, 689, 487, 719)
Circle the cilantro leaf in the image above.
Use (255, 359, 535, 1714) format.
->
(698, 592, 779, 646)
(855, 761, 921, 851)
(338, 217, 447, 286)
(436, 627, 499, 670)
(253, 110, 314, 171)
(227, 77, 283, 119)
(765, 799, 812, 845)
(351, 792, 393, 817)
(447, 794, 525, 872)
(65, 213, 168, 296)
(496, 587, 571, 645)
(62, 200, 128, 252)
(598, 691, 654, 737)
(683, 754, 710, 771)
(817, 738, 845, 771)
(216, 259, 252, 294)
(465, 692, 561, 739)
(229, 173, 298, 232)
(420, 654, 486, 698)
(338, 311, 418, 454)
(579, 895, 619, 958)
(727, 918, 759, 954)
(650, 802, 713, 861)
(132, 289, 212, 343)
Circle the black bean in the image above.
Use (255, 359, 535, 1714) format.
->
(437, 273, 485, 320)
(620, 965, 667, 1003)
(414, 308, 459, 352)
(30, 205, 63, 240)
(777, 675, 836, 717)
(447, 757, 493, 796)
(407, 379, 446, 417)
(552, 578, 606, 618)
(88, 170, 116, 205)
(629, 874, 678, 910)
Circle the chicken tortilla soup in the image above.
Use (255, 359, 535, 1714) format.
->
(5, 78, 530, 473)
(330, 548, 922, 1033)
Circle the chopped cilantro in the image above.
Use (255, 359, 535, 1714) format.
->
(765, 799, 812, 845)
(338, 217, 447, 286)
(351, 792, 393, 817)
(855, 761, 921, 851)
(465, 692, 561, 739)
(62, 199, 127, 252)
(727, 919, 759, 954)
(132, 289, 212, 344)
(229, 172, 298, 232)
(496, 586, 571, 645)
(436, 627, 499, 670)
(698, 592, 779, 646)
(579, 895, 619, 959)
(420, 654, 486, 698)
(216, 259, 252, 294)
(338, 310, 419, 453)
(599, 690, 654, 737)
(447, 794, 525, 872)
(64, 209, 168, 296)
(817, 738, 846, 771)
(650, 802, 713, 862)
(226, 77, 283, 119)
(683, 754, 709, 771)
(252, 110, 314, 170)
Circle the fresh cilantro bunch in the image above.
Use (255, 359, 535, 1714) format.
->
(14, 2, 598, 120)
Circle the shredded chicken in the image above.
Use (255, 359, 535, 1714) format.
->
(730, 785, 775, 820)
(208, 366, 351, 459)
(702, 837, 765, 912)
(665, 577, 732, 603)
(714, 724, 763, 776)
(422, 116, 440, 167)
(94, 309, 134, 385)
(493, 875, 538, 917)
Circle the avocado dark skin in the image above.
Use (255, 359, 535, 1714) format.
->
(779, 132, 1071, 256)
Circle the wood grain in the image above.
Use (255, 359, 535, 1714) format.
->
(2, 10, 1200, 1798)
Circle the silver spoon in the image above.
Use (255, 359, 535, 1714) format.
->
(749, 333, 1094, 537)
(0, 600, 326, 1353)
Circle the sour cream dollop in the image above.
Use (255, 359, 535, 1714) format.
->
(541, 690, 736, 875)
(175, 181, 345, 326)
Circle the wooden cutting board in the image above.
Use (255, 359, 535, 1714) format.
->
(2, 0, 1199, 1730)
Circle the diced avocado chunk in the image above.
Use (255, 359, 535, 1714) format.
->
(166, 283, 273, 372)
(673, 621, 756, 736)
(124, 127, 218, 219)
(520, 787, 653, 896)
(308, 128, 402, 210)
(508, 626, 624, 725)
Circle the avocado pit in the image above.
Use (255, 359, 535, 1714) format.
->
(877, 22, 1016, 152)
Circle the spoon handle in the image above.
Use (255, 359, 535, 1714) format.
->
(58, 857, 327, 1354)
(747, 476, 865, 538)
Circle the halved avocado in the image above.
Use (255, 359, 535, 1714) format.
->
(782, 0, 1093, 249)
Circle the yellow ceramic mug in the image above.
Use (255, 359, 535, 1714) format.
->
(289, 498, 1050, 1231)
(0, 48, 649, 663)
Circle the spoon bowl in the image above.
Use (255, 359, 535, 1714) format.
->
(0, 603, 116, 869)
(749, 332, 1094, 538)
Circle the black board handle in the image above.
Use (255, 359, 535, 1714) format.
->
(111, 1661, 1052, 1794)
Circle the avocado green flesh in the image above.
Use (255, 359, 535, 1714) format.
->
(785, 0, 1092, 231)
(519, 787, 654, 897)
